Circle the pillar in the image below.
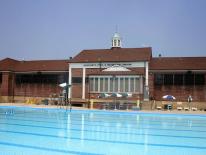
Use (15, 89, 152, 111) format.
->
(144, 61, 149, 101)
(82, 68, 86, 99)
(68, 66, 72, 99)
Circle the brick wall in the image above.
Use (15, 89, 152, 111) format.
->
(72, 68, 83, 77)
(148, 73, 154, 99)
(153, 85, 206, 101)
(14, 83, 62, 97)
(71, 84, 82, 98)
(1, 72, 15, 96)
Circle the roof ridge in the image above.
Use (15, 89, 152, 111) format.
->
(82, 47, 152, 51)
(19, 59, 69, 62)
(153, 56, 206, 59)
(0, 57, 19, 62)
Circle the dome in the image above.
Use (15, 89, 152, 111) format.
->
(113, 32, 120, 38)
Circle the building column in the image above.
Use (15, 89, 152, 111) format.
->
(145, 61, 149, 87)
(82, 68, 86, 99)
(144, 62, 149, 101)
(139, 76, 143, 93)
(68, 66, 72, 99)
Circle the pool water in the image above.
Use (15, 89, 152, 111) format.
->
(0, 106, 206, 155)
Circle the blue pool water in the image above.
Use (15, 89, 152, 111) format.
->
(0, 107, 206, 155)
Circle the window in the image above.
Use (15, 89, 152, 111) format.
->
(89, 76, 141, 93)
(110, 77, 114, 92)
(114, 77, 118, 92)
(15, 73, 64, 84)
(114, 40, 117, 46)
(72, 77, 82, 84)
(0, 73, 2, 84)
(184, 73, 194, 85)
(164, 74, 173, 85)
(120, 77, 124, 92)
(94, 78, 98, 91)
(89, 78, 94, 91)
(135, 77, 140, 92)
(154, 74, 164, 85)
(100, 78, 104, 92)
(104, 78, 108, 92)
(118, 40, 120, 46)
(130, 78, 135, 92)
(125, 78, 129, 92)
(195, 74, 205, 85)
(174, 74, 183, 85)
(154, 73, 205, 86)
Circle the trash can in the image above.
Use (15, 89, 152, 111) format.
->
(167, 104, 172, 110)
(42, 99, 49, 105)
(164, 104, 172, 110)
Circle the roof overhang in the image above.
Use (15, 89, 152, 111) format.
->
(150, 69, 206, 73)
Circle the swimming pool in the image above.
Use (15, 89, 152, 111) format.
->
(0, 106, 206, 155)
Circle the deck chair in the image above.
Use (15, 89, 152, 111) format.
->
(176, 102, 183, 111)
(156, 106, 162, 110)
(184, 107, 190, 111)
(191, 107, 197, 111)
(177, 107, 183, 111)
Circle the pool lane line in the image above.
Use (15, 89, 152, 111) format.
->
(2, 108, 206, 127)
(9, 117, 206, 129)
(0, 119, 206, 132)
(0, 131, 206, 151)
(1, 106, 206, 118)
(5, 110, 206, 124)
(1, 120, 206, 134)
(2, 113, 206, 128)
(1, 123, 206, 140)
(0, 141, 103, 155)
(0, 123, 206, 139)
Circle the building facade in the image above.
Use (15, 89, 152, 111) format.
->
(0, 33, 206, 103)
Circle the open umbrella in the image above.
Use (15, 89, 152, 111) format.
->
(111, 93, 122, 98)
(98, 93, 110, 98)
(121, 93, 132, 98)
(162, 95, 176, 100)
(59, 82, 67, 88)
(162, 95, 175, 110)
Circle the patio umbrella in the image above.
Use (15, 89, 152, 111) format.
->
(162, 95, 176, 100)
(111, 93, 122, 98)
(59, 82, 67, 88)
(98, 93, 110, 98)
(121, 93, 132, 98)
(162, 95, 176, 110)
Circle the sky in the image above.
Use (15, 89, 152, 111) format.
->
(0, 0, 206, 60)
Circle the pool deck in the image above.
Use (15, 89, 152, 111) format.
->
(1, 103, 206, 115)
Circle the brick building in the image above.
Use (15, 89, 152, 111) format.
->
(0, 58, 68, 102)
(0, 33, 206, 103)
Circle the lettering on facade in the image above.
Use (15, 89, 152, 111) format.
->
(83, 63, 132, 67)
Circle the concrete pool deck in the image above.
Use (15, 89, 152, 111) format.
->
(1, 103, 206, 115)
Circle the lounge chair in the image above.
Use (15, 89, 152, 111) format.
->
(184, 107, 190, 111)
(177, 107, 183, 111)
(157, 106, 162, 110)
(191, 107, 197, 111)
